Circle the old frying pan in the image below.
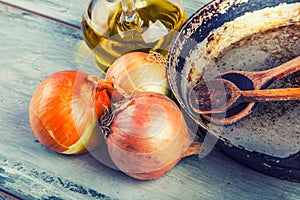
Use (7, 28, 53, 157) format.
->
(167, 0, 300, 182)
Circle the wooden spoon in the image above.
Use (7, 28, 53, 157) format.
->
(200, 56, 300, 125)
(189, 79, 300, 115)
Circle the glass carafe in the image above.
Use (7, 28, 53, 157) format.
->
(81, 0, 186, 73)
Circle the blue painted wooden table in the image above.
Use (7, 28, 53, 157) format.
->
(0, 0, 299, 199)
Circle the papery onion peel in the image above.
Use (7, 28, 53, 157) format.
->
(29, 70, 114, 154)
(101, 91, 201, 180)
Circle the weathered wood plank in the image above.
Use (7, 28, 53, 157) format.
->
(0, 2, 300, 200)
(0, 0, 87, 27)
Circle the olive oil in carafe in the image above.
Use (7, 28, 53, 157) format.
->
(81, 0, 186, 72)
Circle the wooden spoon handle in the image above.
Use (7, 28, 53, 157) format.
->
(250, 56, 300, 85)
(242, 88, 300, 102)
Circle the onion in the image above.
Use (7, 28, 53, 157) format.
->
(105, 51, 170, 96)
(101, 92, 200, 180)
(29, 70, 114, 154)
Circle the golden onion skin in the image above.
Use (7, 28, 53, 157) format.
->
(106, 92, 194, 180)
(105, 51, 170, 96)
(29, 70, 113, 154)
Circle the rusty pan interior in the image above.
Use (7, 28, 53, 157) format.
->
(167, 0, 300, 181)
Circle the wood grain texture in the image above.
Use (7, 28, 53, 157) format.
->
(0, 1, 299, 200)
(0, 0, 86, 27)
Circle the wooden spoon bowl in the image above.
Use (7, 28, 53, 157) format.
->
(201, 56, 300, 125)
(189, 79, 300, 116)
